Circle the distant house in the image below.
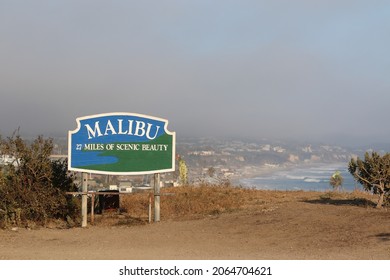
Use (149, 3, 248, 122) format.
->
(119, 182, 133, 193)
(261, 144, 271, 151)
(273, 146, 286, 153)
(109, 185, 118, 191)
(119, 187, 133, 193)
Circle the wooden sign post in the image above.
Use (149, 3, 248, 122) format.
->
(154, 173, 161, 222)
(81, 172, 88, 227)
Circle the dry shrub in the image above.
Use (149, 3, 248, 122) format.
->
(0, 134, 80, 228)
(120, 192, 152, 219)
(120, 184, 258, 220)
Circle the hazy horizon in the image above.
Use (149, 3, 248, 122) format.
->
(1, 1, 389, 148)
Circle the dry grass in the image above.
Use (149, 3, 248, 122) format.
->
(120, 184, 258, 221)
(160, 185, 255, 218)
(98, 185, 380, 227)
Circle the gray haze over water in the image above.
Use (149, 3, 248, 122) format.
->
(1, 1, 390, 147)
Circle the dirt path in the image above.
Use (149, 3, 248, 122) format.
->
(1, 191, 389, 260)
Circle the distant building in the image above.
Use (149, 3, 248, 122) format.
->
(273, 146, 286, 153)
(261, 144, 271, 151)
(302, 146, 313, 153)
(119, 181, 133, 193)
(109, 185, 118, 191)
(119, 187, 133, 193)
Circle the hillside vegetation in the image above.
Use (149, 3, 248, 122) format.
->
(0, 134, 80, 228)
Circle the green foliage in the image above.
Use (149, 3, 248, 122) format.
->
(329, 171, 343, 191)
(348, 152, 390, 208)
(0, 133, 80, 228)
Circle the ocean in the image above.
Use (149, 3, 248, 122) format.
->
(239, 163, 361, 192)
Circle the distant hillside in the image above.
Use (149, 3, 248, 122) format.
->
(174, 137, 362, 183)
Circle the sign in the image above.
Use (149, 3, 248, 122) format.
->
(68, 113, 176, 175)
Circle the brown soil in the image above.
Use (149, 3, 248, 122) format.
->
(1, 190, 390, 260)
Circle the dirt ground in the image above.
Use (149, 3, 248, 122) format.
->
(1, 191, 389, 260)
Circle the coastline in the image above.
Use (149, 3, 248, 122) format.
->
(233, 161, 354, 191)
(230, 163, 296, 187)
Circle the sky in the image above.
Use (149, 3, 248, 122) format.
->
(1, 0, 389, 147)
